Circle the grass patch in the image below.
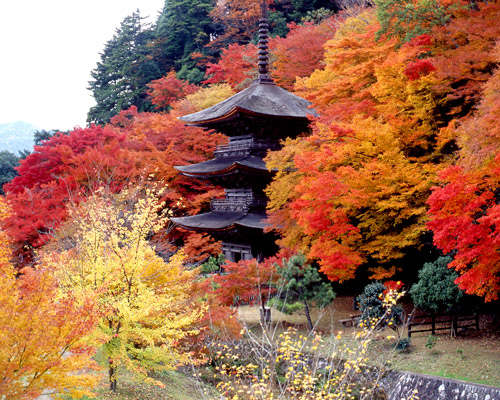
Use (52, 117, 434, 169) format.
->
(385, 334, 500, 387)
(64, 368, 219, 400)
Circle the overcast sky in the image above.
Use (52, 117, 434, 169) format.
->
(0, 0, 165, 131)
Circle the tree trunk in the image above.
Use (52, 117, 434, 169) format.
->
(109, 361, 117, 392)
(260, 298, 271, 326)
(303, 300, 314, 331)
(108, 319, 120, 392)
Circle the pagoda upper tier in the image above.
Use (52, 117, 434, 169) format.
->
(178, 82, 317, 132)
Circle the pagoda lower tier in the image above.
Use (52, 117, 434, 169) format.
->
(172, 210, 266, 232)
(172, 211, 278, 262)
(175, 154, 267, 178)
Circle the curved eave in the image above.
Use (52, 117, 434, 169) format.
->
(178, 82, 318, 127)
(175, 156, 269, 178)
(171, 212, 267, 232)
(182, 106, 314, 127)
(176, 163, 268, 178)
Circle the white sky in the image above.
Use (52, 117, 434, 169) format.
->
(0, 0, 166, 131)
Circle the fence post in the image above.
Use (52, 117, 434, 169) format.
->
(475, 313, 480, 330)
(431, 314, 435, 335)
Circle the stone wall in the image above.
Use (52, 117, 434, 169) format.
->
(387, 371, 500, 400)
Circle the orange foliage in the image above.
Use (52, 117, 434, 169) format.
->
(0, 200, 99, 399)
(267, 10, 444, 281)
(454, 42, 500, 170)
(431, 1, 500, 118)
(271, 19, 336, 90)
(209, 0, 271, 50)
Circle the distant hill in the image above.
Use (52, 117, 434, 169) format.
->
(0, 121, 37, 155)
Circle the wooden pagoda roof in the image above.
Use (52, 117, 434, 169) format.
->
(171, 211, 267, 232)
(175, 155, 268, 178)
(178, 82, 317, 127)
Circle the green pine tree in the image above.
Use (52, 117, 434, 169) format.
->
(87, 11, 162, 125)
(374, 0, 454, 43)
(153, 0, 214, 83)
(0, 151, 19, 194)
(272, 254, 336, 331)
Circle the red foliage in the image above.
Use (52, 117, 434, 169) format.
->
(383, 280, 404, 293)
(427, 161, 500, 302)
(147, 71, 199, 110)
(188, 278, 242, 346)
(212, 257, 278, 308)
(4, 111, 225, 265)
(181, 232, 222, 265)
(204, 43, 258, 89)
(203, 18, 336, 91)
(404, 59, 436, 81)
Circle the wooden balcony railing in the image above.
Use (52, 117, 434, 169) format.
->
(214, 138, 280, 156)
(211, 197, 267, 212)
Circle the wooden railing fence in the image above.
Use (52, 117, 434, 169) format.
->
(407, 312, 479, 337)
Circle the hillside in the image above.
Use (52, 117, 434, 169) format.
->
(0, 121, 37, 155)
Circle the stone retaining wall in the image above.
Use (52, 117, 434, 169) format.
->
(387, 371, 500, 400)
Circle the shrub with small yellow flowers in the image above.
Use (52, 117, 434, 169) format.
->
(206, 288, 416, 400)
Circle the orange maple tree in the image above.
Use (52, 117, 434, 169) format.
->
(0, 199, 99, 399)
(271, 19, 336, 90)
(267, 10, 446, 282)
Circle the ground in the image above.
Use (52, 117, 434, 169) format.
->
(67, 296, 500, 399)
(239, 296, 500, 387)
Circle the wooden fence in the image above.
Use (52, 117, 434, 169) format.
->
(407, 312, 480, 337)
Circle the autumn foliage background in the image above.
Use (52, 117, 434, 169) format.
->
(2, 0, 500, 397)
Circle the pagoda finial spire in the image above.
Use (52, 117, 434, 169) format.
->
(256, 0, 274, 84)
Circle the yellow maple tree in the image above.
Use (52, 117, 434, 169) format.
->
(43, 185, 202, 391)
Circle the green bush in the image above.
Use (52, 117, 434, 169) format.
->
(425, 334, 437, 350)
(356, 282, 403, 329)
(200, 254, 225, 274)
(395, 337, 411, 352)
(409, 256, 464, 313)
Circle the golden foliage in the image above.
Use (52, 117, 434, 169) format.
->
(0, 198, 99, 399)
(173, 84, 236, 116)
(43, 185, 202, 388)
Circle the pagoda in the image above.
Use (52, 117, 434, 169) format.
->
(172, 1, 316, 262)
